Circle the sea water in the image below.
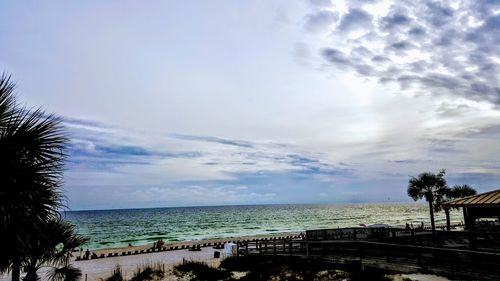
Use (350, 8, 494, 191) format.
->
(63, 203, 462, 250)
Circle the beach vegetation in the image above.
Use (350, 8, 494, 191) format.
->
(102, 266, 124, 281)
(407, 169, 449, 233)
(130, 264, 165, 281)
(0, 74, 83, 281)
(173, 260, 232, 281)
(436, 184, 477, 231)
(174, 256, 391, 281)
(48, 264, 82, 281)
(218, 256, 392, 281)
(435, 184, 477, 212)
(102, 264, 165, 281)
(23, 218, 88, 281)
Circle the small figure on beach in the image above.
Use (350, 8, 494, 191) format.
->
(153, 239, 165, 249)
(129, 243, 132, 247)
(152, 242, 156, 249)
(84, 249, 90, 259)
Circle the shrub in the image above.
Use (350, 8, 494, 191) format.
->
(174, 260, 232, 281)
(103, 266, 124, 281)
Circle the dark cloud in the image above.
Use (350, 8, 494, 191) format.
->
(393, 160, 418, 164)
(424, 1, 454, 28)
(171, 134, 254, 148)
(63, 117, 204, 172)
(427, 139, 463, 154)
(307, 0, 332, 7)
(305, 0, 500, 105)
(68, 141, 202, 168)
(382, 13, 411, 29)
(62, 117, 109, 128)
(389, 40, 413, 51)
(305, 11, 338, 32)
(351, 46, 373, 58)
(322, 48, 351, 65)
(338, 9, 373, 32)
(408, 26, 426, 37)
(371, 55, 391, 63)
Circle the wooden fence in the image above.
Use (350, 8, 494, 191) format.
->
(237, 228, 500, 280)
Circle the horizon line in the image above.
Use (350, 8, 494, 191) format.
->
(64, 200, 422, 212)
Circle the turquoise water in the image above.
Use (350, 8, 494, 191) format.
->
(63, 203, 462, 250)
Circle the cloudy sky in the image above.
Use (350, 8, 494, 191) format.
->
(1, 0, 499, 210)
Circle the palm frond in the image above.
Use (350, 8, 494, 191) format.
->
(48, 264, 82, 281)
(449, 184, 477, 199)
(0, 73, 71, 278)
(0, 73, 17, 128)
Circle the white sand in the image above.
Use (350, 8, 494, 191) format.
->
(0, 248, 220, 281)
(76, 248, 220, 280)
(0, 233, 300, 281)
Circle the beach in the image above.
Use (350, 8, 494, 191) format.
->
(0, 248, 218, 281)
(0, 232, 300, 281)
(74, 248, 219, 280)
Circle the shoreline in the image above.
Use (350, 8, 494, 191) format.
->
(81, 221, 464, 255)
(80, 231, 301, 259)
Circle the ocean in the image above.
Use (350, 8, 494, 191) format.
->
(63, 203, 462, 250)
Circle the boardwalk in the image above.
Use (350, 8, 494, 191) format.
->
(237, 227, 500, 280)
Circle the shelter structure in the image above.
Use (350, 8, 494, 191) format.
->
(442, 188, 500, 230)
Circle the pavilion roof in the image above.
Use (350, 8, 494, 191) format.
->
(442, 188, 500, 208)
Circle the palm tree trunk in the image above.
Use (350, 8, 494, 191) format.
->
(11, 258, 20, 281)
(428, 200, 435, 234)
(445, 208, 451, 231)
(23, 268, 37, 281)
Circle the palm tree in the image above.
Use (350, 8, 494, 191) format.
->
(436, 184, 477, 230)
(448, 184, 477, 199)
(0, 74, 68, 281)
(407, 169, 449, 234)
(23, 218, 88, 281)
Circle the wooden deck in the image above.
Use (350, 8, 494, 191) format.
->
(236, 227, 500, 280)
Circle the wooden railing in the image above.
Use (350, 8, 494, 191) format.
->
(305, 227, 410, 241)
(237, 238, 500, 280)
(305, 227, 500, 252)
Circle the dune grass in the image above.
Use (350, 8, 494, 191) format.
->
(173, 260, 232, 281)
(101, 264, 165, 281)
(174, 256, 393, 281)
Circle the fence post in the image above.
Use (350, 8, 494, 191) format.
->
(359, 243, 364, 272)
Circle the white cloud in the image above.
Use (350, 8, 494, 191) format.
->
(2, 0, 500, 209)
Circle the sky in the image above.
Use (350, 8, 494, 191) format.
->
(1, 0, 499, 210)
